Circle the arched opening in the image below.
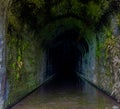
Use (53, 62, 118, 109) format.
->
(45, 29, 89, 87)
(1, 0, 120, 108)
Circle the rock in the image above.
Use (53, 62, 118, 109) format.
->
(112, 105, 119, 109)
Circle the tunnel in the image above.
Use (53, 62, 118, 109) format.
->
(45, 29, 89, 86)
(2, 1, 120, 108)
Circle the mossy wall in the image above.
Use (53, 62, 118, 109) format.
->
(5, 11, 46, 107)
(82, 18, 120, 102)
(4, 0, 120, 108)
(95, 25, 120, 102)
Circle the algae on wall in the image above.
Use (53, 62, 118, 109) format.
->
(5, 0, 120, 107)
(95, 18, 120, 102)
(5, 10, 45, 107)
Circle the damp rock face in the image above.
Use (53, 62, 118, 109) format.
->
(0, 0, 8, 108)
(112, 105, 119, 109)
(0, 0, 120, 109)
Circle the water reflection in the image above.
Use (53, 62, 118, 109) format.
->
(11, 77, 120, 109)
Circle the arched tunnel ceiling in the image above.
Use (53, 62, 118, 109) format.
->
(46, 27, 89, 55)
(7, 0, 120, 48)
(9, 0, 120, 32)
(3, 1, 120, 106)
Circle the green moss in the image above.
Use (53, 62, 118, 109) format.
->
(87, 1, 102, 22)
(5, 11, 44, 107)
(5, 0, 120, 107)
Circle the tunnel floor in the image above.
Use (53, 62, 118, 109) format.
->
(11, 78, 120, 109)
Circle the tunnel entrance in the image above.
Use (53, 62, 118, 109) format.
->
(45, 29, 89, 87)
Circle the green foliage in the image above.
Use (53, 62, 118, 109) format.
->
(87, 1, 102, 22)
(6, 0, 120, 106)
(6, 14, 41, 107)
(96, 30, 120, 102)
(96, 42, 104, 58)
(104, 36, 120, 102)
(9, 0, 116, 33)
(116, 14, 120, 30)
(27, 0, 45, 8)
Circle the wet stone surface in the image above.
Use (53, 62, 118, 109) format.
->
(11, 78, 120, 109)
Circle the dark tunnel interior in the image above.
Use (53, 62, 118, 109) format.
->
(45, 29, 89, 88)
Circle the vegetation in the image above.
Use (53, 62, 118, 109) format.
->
(104, 36, 120, 102)
(4, 0, 120, 106)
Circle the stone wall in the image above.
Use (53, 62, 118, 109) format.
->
(1, 0, 120, 108)
(0, 0, 11, 108)
(80, 16, 120, 102)
(5, 28, 47, 108)
(82, 34, 97, 83)
(0, 21, 5, 109)
(0, 8, 5, 109)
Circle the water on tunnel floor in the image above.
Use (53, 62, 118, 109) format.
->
(11, 77, 120, 109)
